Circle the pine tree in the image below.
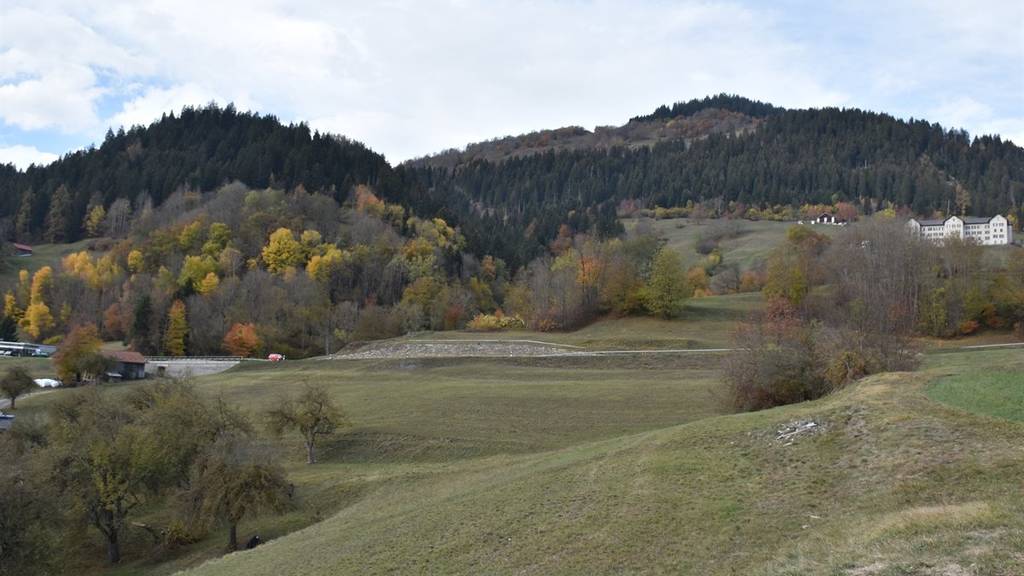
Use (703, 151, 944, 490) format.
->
(130, 295, 154, 353)
(163, 300, 188, 356)
(44, 184, 72, 243)
(15, 188, 35, 241)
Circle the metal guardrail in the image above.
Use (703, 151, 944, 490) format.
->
(145, 356, 252, 362)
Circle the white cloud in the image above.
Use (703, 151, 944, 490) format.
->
(0, 65, 104, 132)
(0, 0, 1020, 161)
(0, 145, 59, 169)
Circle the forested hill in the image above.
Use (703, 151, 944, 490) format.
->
(0, 105, 394, 244)
(396, 96, 1024, 264)
(2, 97, 1023, 268)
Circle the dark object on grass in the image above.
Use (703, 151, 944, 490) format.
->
(246, 535, 261, 549)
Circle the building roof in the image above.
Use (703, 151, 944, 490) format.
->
(102, 350, 147, 364)
(12, 243, 32, 252)
(914, 215, 1002, 227)
(961, 216, 995, 225)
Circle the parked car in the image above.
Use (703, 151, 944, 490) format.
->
(268, 353, 285, 362)
(34, 378, 62, 388)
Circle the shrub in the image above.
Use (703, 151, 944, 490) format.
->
(467, 313, 526, 331)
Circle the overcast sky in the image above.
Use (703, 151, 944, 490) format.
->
(1, 0, 1022, 169)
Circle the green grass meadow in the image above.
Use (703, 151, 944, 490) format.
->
(13, 301, 1024, 575)
(0, 239, 97, 289)
(624, 217, 841, 272)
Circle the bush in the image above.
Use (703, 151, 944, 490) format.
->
(466, 312, 526, 331)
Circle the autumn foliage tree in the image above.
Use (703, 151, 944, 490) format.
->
(261, 228, 304, 273)
(21, 266, 55, 340)
(223, 323, 261, 357)
(53, 324, 107, 384)
(163, 300, 188, 356)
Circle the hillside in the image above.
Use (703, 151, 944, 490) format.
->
(151, 347, 1021, 575)
(405, 107, 761, 169)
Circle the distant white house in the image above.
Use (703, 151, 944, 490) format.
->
(811, 213, 846, 226)
(907, 215, 1013, 246)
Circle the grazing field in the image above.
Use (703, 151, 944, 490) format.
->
(0, 239, 97, 288)
(404, 292, 761, 350)
(925, 347, 1024, 421)
(12, 297, 1024, 576)
(623, 217, 841, 272)
(178, 348, 1024, 576)
(0, 355, 57, 378)
(17, 353, 732, 576)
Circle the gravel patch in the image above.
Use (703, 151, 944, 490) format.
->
(330, 340, 575, 359)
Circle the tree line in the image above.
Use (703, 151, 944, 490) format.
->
(726, 220, 1024, 411)
(1, 98, 1021, 271)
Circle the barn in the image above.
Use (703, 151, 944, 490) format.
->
(102, 350, 148, 380)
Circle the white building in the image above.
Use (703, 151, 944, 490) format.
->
(907, 215, 1013, 246)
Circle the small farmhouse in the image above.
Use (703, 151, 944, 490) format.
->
(12, 243, 32, 257)
(102, 350, 148, 380)
(907, 215, 1013, 246)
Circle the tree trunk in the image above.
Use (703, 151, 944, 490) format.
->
(305, 439, 316, 464)
(228, 522, 238, 551)
(8, 395, 14, 409)
(106, 529, 121, 564)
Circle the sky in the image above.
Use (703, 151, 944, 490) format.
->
(1, 0, 1022, 169)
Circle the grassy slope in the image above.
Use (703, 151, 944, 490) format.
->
(406, 292, 760, 350)
(926, 347, 1024, 421)
(17, 354, 731, 576)
(0, 239, 96, 289)
(14, 291, 1024, 575)
(624, 218, 841, 272)
(0, 356, 57, 379)
(179, 348, 1024, 575)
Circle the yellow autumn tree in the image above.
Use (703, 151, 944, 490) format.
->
(262, 228, 304, 273)
(306, 245, 345, 282)
(198, 272, 220, 295)
(163, 300, 187, 356)
(4, 292, 22, 323)
(20, 267, 55, 339)
(127, 249, 144, 273)
(83, 205, 106, 237)
(300, 230, 323, 255)
(22, 302, 53, 340)
(16, 270, 30, 307)
(30, 266, 52, 300)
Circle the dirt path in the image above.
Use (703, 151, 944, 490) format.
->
(0, 389, 54, 410)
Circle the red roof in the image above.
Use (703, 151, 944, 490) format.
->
(102, 350, 147, 364)
(12, 243, 32, 252)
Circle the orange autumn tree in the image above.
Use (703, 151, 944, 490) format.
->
(223, 323, 261, 357)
